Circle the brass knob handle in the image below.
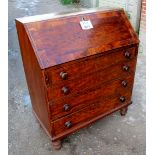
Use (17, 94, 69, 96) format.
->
(62, 86, 70, 95)
(121, 80, 128, 87)
(65, 121, 72, 128)
(123, 65, 129, 71)
(120, 96, 126, 103)
(64, 104, 70, 111)
(60, 72, 68, 80)
(124, 51, 131, 58)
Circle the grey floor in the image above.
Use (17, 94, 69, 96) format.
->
(8, 0, 146, 155)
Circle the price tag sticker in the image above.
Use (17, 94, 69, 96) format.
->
(80, 20, 93, 30)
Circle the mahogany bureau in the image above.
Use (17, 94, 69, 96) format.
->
(16, 8, 139, 150)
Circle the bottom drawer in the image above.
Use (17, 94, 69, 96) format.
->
(52, 92, 132, 138)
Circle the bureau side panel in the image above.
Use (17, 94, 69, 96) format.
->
(16, 20, 51, 136)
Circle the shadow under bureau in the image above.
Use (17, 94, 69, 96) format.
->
(16, 8, 139, 150)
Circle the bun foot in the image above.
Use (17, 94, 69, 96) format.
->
(52, 140, 62, 150)
(120, 107, 128, 116)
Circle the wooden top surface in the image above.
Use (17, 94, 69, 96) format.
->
(16, 8, 139, 69)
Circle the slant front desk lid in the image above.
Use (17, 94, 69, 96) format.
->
(16, 8, 139, 69)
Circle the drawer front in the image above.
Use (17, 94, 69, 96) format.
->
(47, 59, 136, 101)
(45, 47, 137, 85)
(52, 92, 132, 136)
(49, 75, 134, 120)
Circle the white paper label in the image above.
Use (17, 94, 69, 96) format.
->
(80, 20, 93, 30)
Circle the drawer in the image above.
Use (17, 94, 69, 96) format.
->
(47, 59, 137, 101)
(52, 92, 132, 137)
(49, 75, 134, 120)
(45, 47, 137, 85)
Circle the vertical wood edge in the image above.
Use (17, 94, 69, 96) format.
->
(15, 20, 52, 138)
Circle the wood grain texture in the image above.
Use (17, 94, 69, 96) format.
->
(23, 9, 139, 69)
(52, 101, 133, 142)
(16, 8, 139, 146)
(15, 20, 52, 136)
(49, 75, 134, 121)
(46, 59, 137, 101)
(45, 46, 137, 86)
(52, 92, 132, 139)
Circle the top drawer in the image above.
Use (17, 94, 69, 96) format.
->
(45, 47, 137, 85)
